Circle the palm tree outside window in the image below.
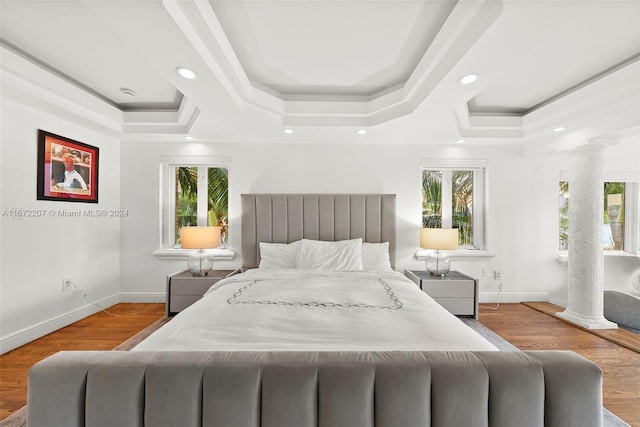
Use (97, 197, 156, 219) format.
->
(559, 181, 626, 251)
(422, 168, 481, 248)
(175, 166, 228, 247)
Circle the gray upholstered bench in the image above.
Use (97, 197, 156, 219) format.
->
(28, 350, 603, 427)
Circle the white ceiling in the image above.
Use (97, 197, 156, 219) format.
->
(210, 0, 456, 97)
(1, 0, 639, 147)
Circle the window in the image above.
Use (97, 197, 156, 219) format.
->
(559, 181, 640, 253)
(160, 158, 229, 249)
(422, 163, 486, 250)
(174, 166, 228, 245)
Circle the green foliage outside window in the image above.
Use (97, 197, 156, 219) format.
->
(452, 170, 473, 246)
(422, 170, 442, 228)
(559, 181, 625, 250)
(206, 167, 229, 226)
(422, 169, 474, 246)
(176, 167, 198, 233)
(175, 166, 229, 244)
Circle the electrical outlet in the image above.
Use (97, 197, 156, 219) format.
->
(62, 277, 72, 292)
(494, 270, 501, 280)
(482, 268, 488, 277)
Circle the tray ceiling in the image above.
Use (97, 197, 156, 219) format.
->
(0, 0, 638, 144)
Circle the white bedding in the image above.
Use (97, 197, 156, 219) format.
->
(134, 269, 497, 351)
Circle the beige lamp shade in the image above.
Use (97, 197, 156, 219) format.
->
(607, 193, 622, 206)
(180, 226, 221, 249)
(420, 228, 459, 250)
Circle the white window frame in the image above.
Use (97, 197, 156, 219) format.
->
(417, 159, 492, 260)
(625, 182, 639, 255)
(153, 155, 234, 260)
(558, 171, 640, 256)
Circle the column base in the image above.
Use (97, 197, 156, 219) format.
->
(556, 310, 618, 330)
(556, 310, 618, 329)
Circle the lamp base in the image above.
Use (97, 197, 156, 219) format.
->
(187, 249, 214, 276)
(191, 271, 209, 277)
(425, 250, 451, 276)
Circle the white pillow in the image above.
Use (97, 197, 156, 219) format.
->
(258, 240, 301, 269)
(296, 238, 363, 271)
(361, 242, 392, 271)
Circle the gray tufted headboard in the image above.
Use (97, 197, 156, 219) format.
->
(241, 194, 396, 270)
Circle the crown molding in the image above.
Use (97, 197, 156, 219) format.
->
(163, 0, 503, 126)
(1, 44, 122, 136)
(455, 57, 640, 144)
(122, 97, 200, 134)
(1, 43, 199, 138)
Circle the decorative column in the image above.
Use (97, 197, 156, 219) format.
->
(557, 138, 618, 329)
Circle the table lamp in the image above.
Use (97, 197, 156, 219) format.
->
(180, 226, 221, 276)
(420, 228, 458, 276)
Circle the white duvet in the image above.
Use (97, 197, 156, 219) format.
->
(134, 269, 497, 351)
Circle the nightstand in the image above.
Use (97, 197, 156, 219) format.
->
(166, 269, 236, 316)
(405, 270, 478, 319)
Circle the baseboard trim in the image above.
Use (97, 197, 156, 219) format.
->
(0, 293, 120, 355)
(119, 292, 165, 303)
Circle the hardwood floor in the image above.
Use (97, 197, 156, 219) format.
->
(1, 302, 638, 425)
(479, 303, 640, 426)
(524, 301, 640, 353)
(0, 303, 165, 420)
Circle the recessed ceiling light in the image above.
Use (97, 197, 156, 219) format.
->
(553, 126, 568, 132)
(357, 129, 367, 135)
(284, 129, 293, 134)
(176, 67, 198, 80)
(120, 87, 136, 98)
(456, 139, 466, 144)
(184, 136, 195, 141)
(460, 74, 478, 85)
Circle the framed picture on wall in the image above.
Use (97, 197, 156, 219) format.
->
(36, 130, 99, 203)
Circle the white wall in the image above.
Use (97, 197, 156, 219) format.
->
(2, 91, 637, 353)
(0, 97, 121, 353)
(120, 138, 640, 306)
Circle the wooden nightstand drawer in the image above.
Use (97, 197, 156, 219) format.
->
(421, 280, 474, 298)
(170, 280, 215, 296)
(170, 295, 205, 313)
(166, 269, 237, 316)
(434, 297, 475, 316)
(405, 270, 478, 319)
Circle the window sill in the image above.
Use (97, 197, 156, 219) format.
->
(557, 250, 638, 265)
(152, 247, 236, 260)
(415, 249, 495, 261)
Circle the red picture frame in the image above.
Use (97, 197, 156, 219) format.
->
(37, 130, 99, 203)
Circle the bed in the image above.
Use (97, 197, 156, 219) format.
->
(133, 269, 497, 352)
(27, 194, 604, 426)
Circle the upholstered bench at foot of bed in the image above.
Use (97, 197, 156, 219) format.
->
(27, 350, 603, 427)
